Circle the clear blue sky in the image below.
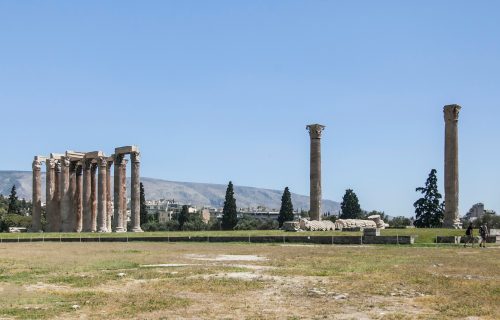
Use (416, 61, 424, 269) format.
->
(1, 1, 499, 217)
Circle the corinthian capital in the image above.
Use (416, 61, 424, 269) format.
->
(55, 160, 62, 173)
(32, 160, 42, 171)
(61, 157, 71, 168)
(444, 104, 461, 122)
(46, 159, 56, 170)
(131, 152, 140, 163)
(306, 124, 326, 139)
(98, 157, 107, 167)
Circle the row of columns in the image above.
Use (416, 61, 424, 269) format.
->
(31, 146, 143, 233)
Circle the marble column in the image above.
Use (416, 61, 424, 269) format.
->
(306, 124, 325, 221)
(443, 105, 461, 228)
(68, 162, 77, 232)
(31, 158, 42, 232)
(97, 157, 107, 232)
(75, 164, 83, 232)
(60, 157, 72, 232)
(45, 159, 56, 232)
(82, 159, 92, 232)
(52, 161, 62, 232)
(130, 152, 143, 232)
(121, 158, 128, 231)
(90, 163, 97, 232)
(106, 159, 113, 232)
(113, 154, 125, 232)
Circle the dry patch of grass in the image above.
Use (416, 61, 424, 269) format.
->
(0, 243, 498, 319)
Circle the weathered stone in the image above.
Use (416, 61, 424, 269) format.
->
(82, 159, 92, 232)
(113, 154, 125, 232)
(90, 163, 97, 232)
(130, 152, 143, 232)
(115, 145, 138, 154)
(31, 158, 42, 232)
(282, 221, 300, 232)
(74, 164, 83, 232)
(45, 159, 56, 232)
(306, 124, 325, 221)
(97, 157, 107, 233)
(106, 158, 113, 232)
(60, 157, 72, 232)
(443, 104, 462, 228)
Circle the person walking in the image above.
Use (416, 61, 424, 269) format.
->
(464, 224, 474, 247)
(479, 223, 489, 248)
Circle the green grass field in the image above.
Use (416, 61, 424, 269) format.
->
(0, 228, 466, 244)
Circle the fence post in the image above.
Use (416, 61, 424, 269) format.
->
(396, 234, 399, 245)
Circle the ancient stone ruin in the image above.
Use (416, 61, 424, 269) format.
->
(283, 215, 388, 232)
(31, 146, 142, 233)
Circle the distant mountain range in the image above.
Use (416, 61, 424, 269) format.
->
(0, 171, 340, 213)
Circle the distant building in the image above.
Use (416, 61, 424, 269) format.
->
(465, 203, 496, 222)
(145, 199, 197, 223)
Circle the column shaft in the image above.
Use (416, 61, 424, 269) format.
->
(90, 163, 97, 232)
(307, 124, 325, 221)
(52, 161, 62, 232)
(31, 159, 42, 232)
(130, 152, 143, 232)
(113, 155, 125, 232)
(106, 160, 113, 232)
(60, 157, 71, 232)
(75, 165, 83, 232)
(82, 160, 92, 232)
(443, 105, 461, 228)
(121, 159, 128, 231)
(97, 157, 107, 232)
(45, 159, 56, 232)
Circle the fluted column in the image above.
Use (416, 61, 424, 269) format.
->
(82, 159, 92, 232)
(31, 158, 42, 232)
(75, 164, 83, 232)
(97, 157, 107, 232)
(45, 159, 56, 232)
(106, 159, 113, 232)
(68, 162, 77, 232)
(130, 152, 143, 232)
(52, 161, 62, 232)
(60, 157, 71, 232)
(307, 124, 325, 221)
(113, 154, 125, 232)
(443, 105, 461, 228)
(121, 158, 128, 231)
(90, 163, 97, 232)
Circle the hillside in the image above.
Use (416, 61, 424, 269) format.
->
(0, 171, 340, 213)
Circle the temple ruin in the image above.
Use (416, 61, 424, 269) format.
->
(31, 146, 142, 233)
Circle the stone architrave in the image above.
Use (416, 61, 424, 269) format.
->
(45, 159, 56, 231)
(75, 165, 83, 232)
(90, 163, 98, 232)
(97, 157, 107, 232)
(113, 154, 125, 232)
(306, 124, 325, 221)
(51, 160, 62, 232)
(31, 158, 43, 232)
(121, 158, 128, 231)
(106, 159, 113, 232)
(443, 105, 462, 228)
(130, 152, 143, 232)
(60, 157, 72, 232)
(82, 159, 92, 232)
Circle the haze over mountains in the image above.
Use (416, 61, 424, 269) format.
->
(0, 171, 340, 213)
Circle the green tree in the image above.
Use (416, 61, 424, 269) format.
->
(221, 181, 238, 230)
(178, 205, 189, 230)
(278, 187, 294, 227)
(340, 189, 363, 219)
(7, 185, 21, 215)
(413, 169, 444, 227)
(139, 182, 148, 225)
(390, 216, 412, 228)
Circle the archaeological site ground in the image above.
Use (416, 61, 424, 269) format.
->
(1, 240, 499, 320)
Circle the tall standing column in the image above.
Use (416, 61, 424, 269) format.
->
(97, 157, 107, 232)
(130, 152, 143, 232)
(68, 162, 77, 232)
(106, 159, 113, 232)
(60, 157, 71, 232)
(82, 159, 92, 232)
(113, 154, 125, 232)
(443, 105, 461, 228)
(306, 124, 325, 221)
(75, 165, 83, 232)
(45, 159, 56, 232)
(31, 158, 42, 232)
(121, 159, 128, 231)
(90, 163, 98, 232)
(52, 161, 62, 232)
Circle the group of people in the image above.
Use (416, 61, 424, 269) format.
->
(463, 223, 489, 248)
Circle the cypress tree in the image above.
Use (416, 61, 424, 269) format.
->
(340, 189, 363, 219)
(278, 187, 294, 227)
(139, 182, 148, 225)
(178, 205, 189, 230)
(221, 181, 238, 230)
(413, 169, 444, 227)
(7, 185, 21, 215)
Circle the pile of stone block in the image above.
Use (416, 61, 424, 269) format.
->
(282, 221, 300, 232)
(299, 219, 336, 231)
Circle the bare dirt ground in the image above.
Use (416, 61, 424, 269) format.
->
(0, 243, 499, 319)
